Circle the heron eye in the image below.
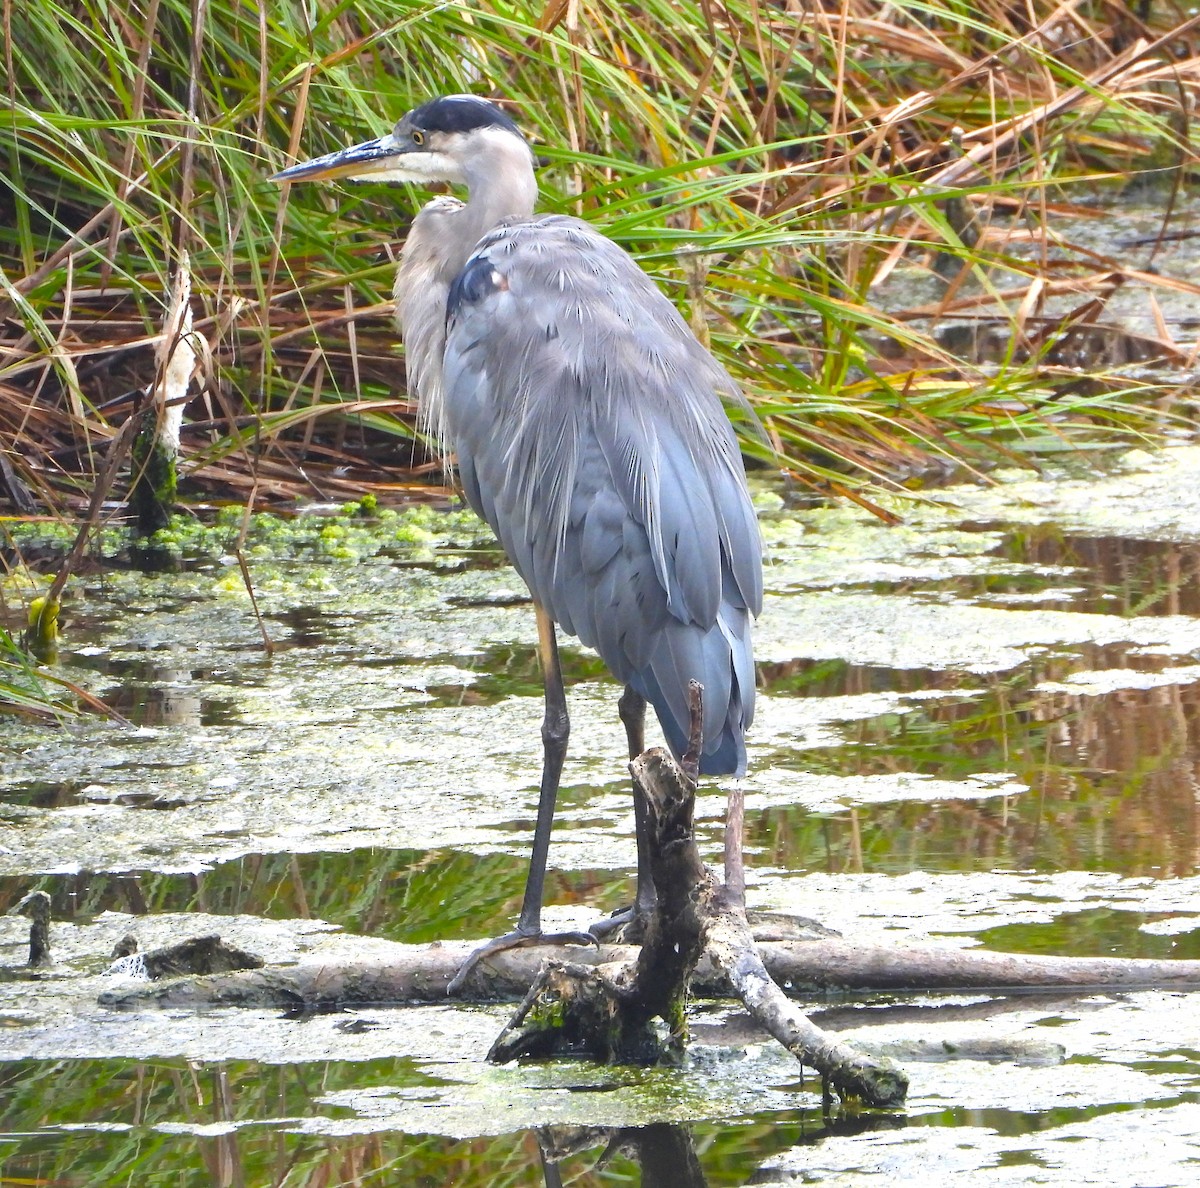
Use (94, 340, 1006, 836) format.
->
(412, 130, 425, 146)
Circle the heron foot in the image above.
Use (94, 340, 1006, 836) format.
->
(446, 927, 597, 996)
(587, 904, 652, 944)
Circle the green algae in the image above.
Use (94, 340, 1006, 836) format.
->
(6, 499, 490, 569)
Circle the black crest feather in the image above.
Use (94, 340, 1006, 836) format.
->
(406, 95, 523, 138)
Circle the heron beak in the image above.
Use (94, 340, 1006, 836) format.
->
(272, 133, 414, 184)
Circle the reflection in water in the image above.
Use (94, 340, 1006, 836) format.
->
(538, 1123, 709, 1187)
(751, 641, 1200, 886)
(627, 1122, 708, 1187)
(534, 1114, 910, 1186)
(744, 1113, 909, 1184)
(61, 653, 237, 727)
(985, 528, 1200, 618)
(0, 1056, 897, 1186)
(0, 871, 151, 920)
(0, 849, 543, 945)
(197, 1066, 244, 1188)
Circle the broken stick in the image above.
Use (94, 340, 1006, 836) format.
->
(488, 681, 908, 1107)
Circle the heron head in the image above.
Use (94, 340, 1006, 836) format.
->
(272, 94, 530, 188)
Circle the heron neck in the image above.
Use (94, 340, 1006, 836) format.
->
(451, 148, 538, 272)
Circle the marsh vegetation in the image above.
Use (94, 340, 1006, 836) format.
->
(5, 3, 1200, 1183)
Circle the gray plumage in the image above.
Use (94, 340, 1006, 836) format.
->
(441, 215, 761, 772)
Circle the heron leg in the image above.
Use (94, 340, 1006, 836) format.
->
(516, 605, 570, 934)
(447, 605, 595, 995)
(618, 686, 659, 919)
(589, 686, 657, 941)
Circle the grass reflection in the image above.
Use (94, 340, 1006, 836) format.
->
(0, 1056, 871, 1187)
(752, 650, 1200, 880)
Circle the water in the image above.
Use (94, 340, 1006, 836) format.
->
(4, 447, 1200, 1183)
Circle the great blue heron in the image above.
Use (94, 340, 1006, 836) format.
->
(275, 94, 762, 989)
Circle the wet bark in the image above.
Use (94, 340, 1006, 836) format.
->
(537, 1124, 709, 1188)
(129, 249, 191, 537)
(616, 1123, 708, 1188)
(704, 885, 907, 1108)
(108, 933, 263, 980)
(16, 890, 51, 968)
(488, 746, 714, 1065)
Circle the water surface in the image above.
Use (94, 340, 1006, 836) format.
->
(4, 448, 1200, 1183)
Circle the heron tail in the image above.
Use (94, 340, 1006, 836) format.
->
(630, 604, 754, 778)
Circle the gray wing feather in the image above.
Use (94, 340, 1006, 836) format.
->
(442, 215, 761, 774)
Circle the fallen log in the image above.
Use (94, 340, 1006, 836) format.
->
(96, 936, 1200, 1011)
(89, 704, 1200, 1107)
(705, 886, 907, 1107)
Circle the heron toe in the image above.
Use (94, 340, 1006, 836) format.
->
(446, 927, 598, 996)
